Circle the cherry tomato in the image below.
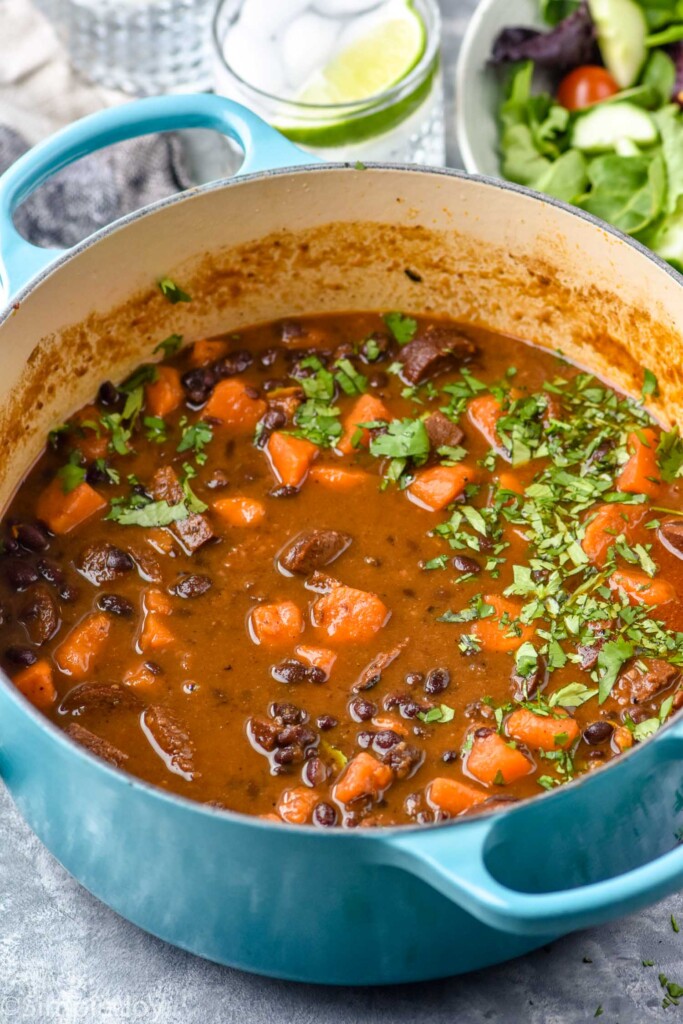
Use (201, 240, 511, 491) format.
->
(556, 66, 620, 111)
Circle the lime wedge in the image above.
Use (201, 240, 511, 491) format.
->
(296, 4, 426, 107)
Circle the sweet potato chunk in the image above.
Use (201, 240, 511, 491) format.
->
(334, 752, 392, 804)
(36, 479, 106, 535)
(312, 585, 389, 643)
(466, 730, 533, 786)
(55, 613, 111, 678)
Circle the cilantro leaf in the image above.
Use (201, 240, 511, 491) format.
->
(106, 498, 188, 527)
(657, 427, 683, 483)
(382, 311, 417, 346)
(158, 277, 191, 304)
(154, 333, 183, 356)
(57, 453, 86, 494)
(177, 420, 213, 459)
(369, 418, 430, 460)
(549, 682, 598, 708)
(642, 368, 659, 400)
(418, 704, 455, 724)
(334, 358, 367, 396)
(597, 637, 634, 703)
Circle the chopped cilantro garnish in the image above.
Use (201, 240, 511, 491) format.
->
(642, 369, 659, 400)
(334, 358, 367, 396)
(177, 419, 213, 461)
(382, 311, 417, 346)
(658, 428, 683, 484)
(57, 452, 86, 494)
(417, 704, 455, 724)
(154, 333, 183, 356)
(106, 497, 188, 527)
(144, 416, 167, 443)
(158, 277, 191, 304)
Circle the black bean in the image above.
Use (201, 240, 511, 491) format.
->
(317, 714, 337, 731)
(306, 665, 327, 685)
(260, 348, 279, 368)
(404, 671, 424, 687)
(400, 700, 423, 719)
(442, 749, 459, 763)
(5, 560, 39, 591)
(272, 660, 309, 685)
(424, 667, 450, 695)
(255, 408, 286, 449)
(357, 731, 374, 749)
(583, 721, 615, 745)
(268, 485, 299, 499)
(97, 380, 120, 407)
(302, 756, 328, 787)
(474, 727, 494, 739)
(113, 547, 135, 572)
(214, 351, 253, 378)
(2, 536, 19, 555)
(15, 523, 49, 552)
(270, 702, 305, 724)
(84, 462, 107, 486)
(173, 574, 212, 599)
(277, 724, 316, 748)
(531, 568, 550, 585)
(273, 746, 300, 766)
(59, 584, 79, 603)
(5, 646, 38, 667)
(374, 729, 401, 750)
(144, 661, 163, 676)
(97, 593, 135, 617)
(262, 377, 288, 393)
(36, 558, 65, 588)
(368, 371, 389, 390)
(350, 697, 377, 722)
(313, 802, 337, 828)
(452, 555, 481, 575)
(181, 366, 216, 405)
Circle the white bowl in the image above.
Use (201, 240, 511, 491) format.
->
(456, 0, 544, 175)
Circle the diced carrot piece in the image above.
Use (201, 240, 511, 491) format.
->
(277, 786, 319, 824)
(427, 776, 488, 816)
(466, 730, 533, 786)
(617, 428, 661, 499)
(55, 613, 111, 678)
(266, 431, 318, 488)
(338, 394, 392, 454)
(582, 503, 639, 565)
(614, 725, 633, 752)
(498, 472, 524, 496)
(468, 394, 503, 448)
(144, 588, 173, 614)
(123, 661, 161, 690)
(189, 338, 228, 366)
(36, 479, 106, 535)
(407, 464, 477, 512)
(312, 585, 389, 643)
(249, 601, 304, 646)
(145, 366, 183, 418)
(506, 707, 579, 751)
(308, 465, 372, 490)
(295, 644, 337, 679)
(201, 379, 266, 429)
(75, 432, 109, 462)
(609, 569, 675, 606)
(13, 659, 56, 709)
(471, 594, 534, 653)
(139, 613, 175, 652)
(370, 714, 409, 737)
(213, 496, 266, 528)
(334, 751, 393, 804)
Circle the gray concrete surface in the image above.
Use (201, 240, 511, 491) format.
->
(2, 2, 683, 1022)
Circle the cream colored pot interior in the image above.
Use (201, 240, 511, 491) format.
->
(0, 167, 680, 509)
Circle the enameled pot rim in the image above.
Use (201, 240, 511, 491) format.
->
(1, 160, 681, 837)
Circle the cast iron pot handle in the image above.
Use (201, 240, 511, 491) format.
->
(382, 720, 683, 937)
(0, 94, 313, 299)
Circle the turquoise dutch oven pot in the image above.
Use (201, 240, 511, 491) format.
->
(1, 95, 683, 985)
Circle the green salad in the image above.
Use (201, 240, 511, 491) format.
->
(491, 0, 683, 270)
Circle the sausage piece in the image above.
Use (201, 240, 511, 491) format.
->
(19, 584, 59, 645)
(616, 658, 680, 705)
(77, 542, 134, 584)
(66, 722, 128, 767)
(60, 682, 142, 714)
(149, 466, 215, 554)
(278, 529, 352, 576)
(658, 519, 683, 560)
(424, 411, 464, 449)
(353, 639, 409, 692)
(142, 704, 195, 778)
(399, 325, 478, 385)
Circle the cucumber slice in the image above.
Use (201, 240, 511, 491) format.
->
(571, 102, 657, 153)
(588, 0, 648, 89)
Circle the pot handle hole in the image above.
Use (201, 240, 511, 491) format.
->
(0, 94, 313, 299)
(382, 720, 683, 937)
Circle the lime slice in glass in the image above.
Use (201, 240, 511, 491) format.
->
(275, 0, 434, 148)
